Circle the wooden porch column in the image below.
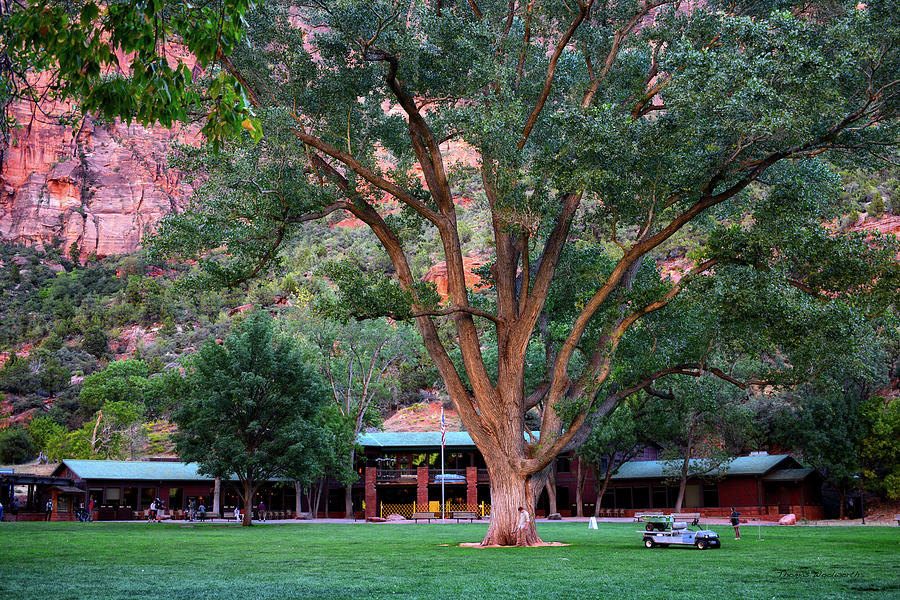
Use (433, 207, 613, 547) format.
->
(466, 466, 477, 509)
(365, 467, 377, 520)
(416, 466, 429, 511)
(212, 477, 221, 516)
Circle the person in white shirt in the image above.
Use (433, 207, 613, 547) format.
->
(515, 506, 530, 546)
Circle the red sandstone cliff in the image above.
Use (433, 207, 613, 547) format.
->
(0, 96, 199, 258)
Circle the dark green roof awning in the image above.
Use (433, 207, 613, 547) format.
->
(610, 455, 793, 480)
(762, 468, 815, 482)
(357, 431, 540, 449)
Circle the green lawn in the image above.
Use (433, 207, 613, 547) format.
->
(1, 521, 897, 599)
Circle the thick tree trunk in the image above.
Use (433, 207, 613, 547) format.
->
(295, 481, 303, 515)
(212, 477, 221, 517)
(545, 464, 558, 515)
(480, 459, 543, 546)
(344, 485, 353, 519)
(674, 423, 694, 513)
(594, 462, 615, 518)
(310, 478, 324, 518)
(674, 452, 690, 513)
(241, 480, 254, 527)
(344, 448, 356, 518)
(575, 460, 585, 518)
(838, 487, 846, 520)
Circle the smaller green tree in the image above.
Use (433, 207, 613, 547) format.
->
(174, 311, 330, 526)
(860, 396, 900, 500)
(27, 416, 68, 460)
(655, 376, 755, 512)
(0, 424, 36, 464)
(783, 382, 871, 520)
(577, 397, 660, 518)
(68, 242, 81, 267)
(77, 359, 150, 423)
(290, 312, 423, 517)
(81, 326, 109, 359)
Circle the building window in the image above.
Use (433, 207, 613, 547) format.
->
(169, 487, 183, 511)
(703, 484, 718, 508)
(632, 486, 650, 509)
(140, 487, 156, 510)
(105, 487, 121, 508)
(556, 454, 571, 474)
(684, 484, 702, 508)
(652, 486, 668, 509)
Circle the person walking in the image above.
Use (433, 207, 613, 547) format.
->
(88, 498, 95, 522)
(515, 506, 531, 546)
(45, 498, 53, 521)
(148, 499, 157, 523)
(730, 507, 741, 540)
(258, 500, 266, 522)
(0, 500, 4, 522)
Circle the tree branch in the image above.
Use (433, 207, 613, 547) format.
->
(519, 0, 593, 148)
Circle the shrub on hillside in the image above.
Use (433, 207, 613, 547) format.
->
(0, 425, 36, 464)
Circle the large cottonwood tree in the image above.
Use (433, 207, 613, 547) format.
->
(8, 0, 900, 545)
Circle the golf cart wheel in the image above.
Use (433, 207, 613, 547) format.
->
(644, 537, 655, 549)
(696, 539, 708, 550)
(645, 523, 654, 531)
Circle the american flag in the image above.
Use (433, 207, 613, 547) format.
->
(440, 408, 446, 446)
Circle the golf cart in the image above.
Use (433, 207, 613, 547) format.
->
(638, 515, 721, 550)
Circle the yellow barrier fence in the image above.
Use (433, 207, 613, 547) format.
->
(413, 502, 492, 518)
(380, 503, 415, 519)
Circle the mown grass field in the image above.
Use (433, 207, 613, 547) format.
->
(1, 521, 897, 599)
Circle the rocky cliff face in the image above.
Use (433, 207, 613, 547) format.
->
(0, 94, 199, 258)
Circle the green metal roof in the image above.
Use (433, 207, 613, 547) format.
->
(59, 460, 229, 481)
(357, 431, 477, 448)
(610, 454, 792, 480)
(357, 431, 541, 449)
(762, 468, 816, 482)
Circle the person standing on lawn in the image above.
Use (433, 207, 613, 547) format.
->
(515, 506, 530, 546)
(258, 500, 266, 522)
(730, 507, 741, 540)
(45, 498, 53, 521)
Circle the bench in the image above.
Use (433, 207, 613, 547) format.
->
(412, 512, 435, 523)
(894, 514, 900, 526)
(451, 511, 478, 523)
(673, 512, 701, 525)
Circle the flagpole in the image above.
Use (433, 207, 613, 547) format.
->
(441, 408, 446, 520)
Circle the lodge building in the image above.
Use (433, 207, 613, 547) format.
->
(0, 431, 823, 521)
